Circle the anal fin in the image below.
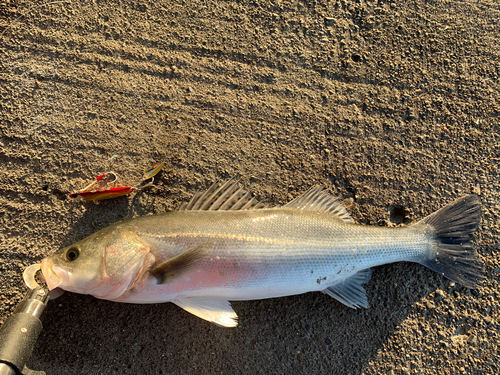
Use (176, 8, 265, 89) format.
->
(174, 298, 238, 327)
(323, 268, 372, 309)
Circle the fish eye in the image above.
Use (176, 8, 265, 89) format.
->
(66, 247, 80, 261)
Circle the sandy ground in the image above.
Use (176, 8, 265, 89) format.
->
(1, 0, 499, 374)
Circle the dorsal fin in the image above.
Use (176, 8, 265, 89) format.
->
(177, 180, 264, 211)
(284, 186, 354, 223)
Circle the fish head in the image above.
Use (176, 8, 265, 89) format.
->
(41, 227, 154, 300)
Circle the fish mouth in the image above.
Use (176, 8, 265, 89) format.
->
(41, 258, 63, 290)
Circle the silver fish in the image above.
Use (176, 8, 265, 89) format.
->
(41, 181, 483, 327)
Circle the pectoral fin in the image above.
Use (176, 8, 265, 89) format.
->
(174, 298, 238, 327)
(149, 242, 213, 284)
(323, 268, 372, 309)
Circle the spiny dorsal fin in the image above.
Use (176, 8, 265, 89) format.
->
(150, 242, 213, 284)
(177, 180, 263, 211)
(284, 186, 354, 223)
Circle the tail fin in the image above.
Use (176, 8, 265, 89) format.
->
(418, 195, 483, 288)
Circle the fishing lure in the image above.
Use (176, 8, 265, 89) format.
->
(68, 162, 164, 201)
(68, 186, 136, 201)
(142, 161, 165, 181)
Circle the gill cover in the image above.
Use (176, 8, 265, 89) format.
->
(96, 229, 154, 300)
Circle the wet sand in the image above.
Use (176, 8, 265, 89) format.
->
(0, 0, 498, 374)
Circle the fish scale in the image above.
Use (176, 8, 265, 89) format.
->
(39, 181, 483, 327)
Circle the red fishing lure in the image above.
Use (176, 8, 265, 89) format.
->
(68, 162, 164, 201)
(68, 186, 136, 201)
